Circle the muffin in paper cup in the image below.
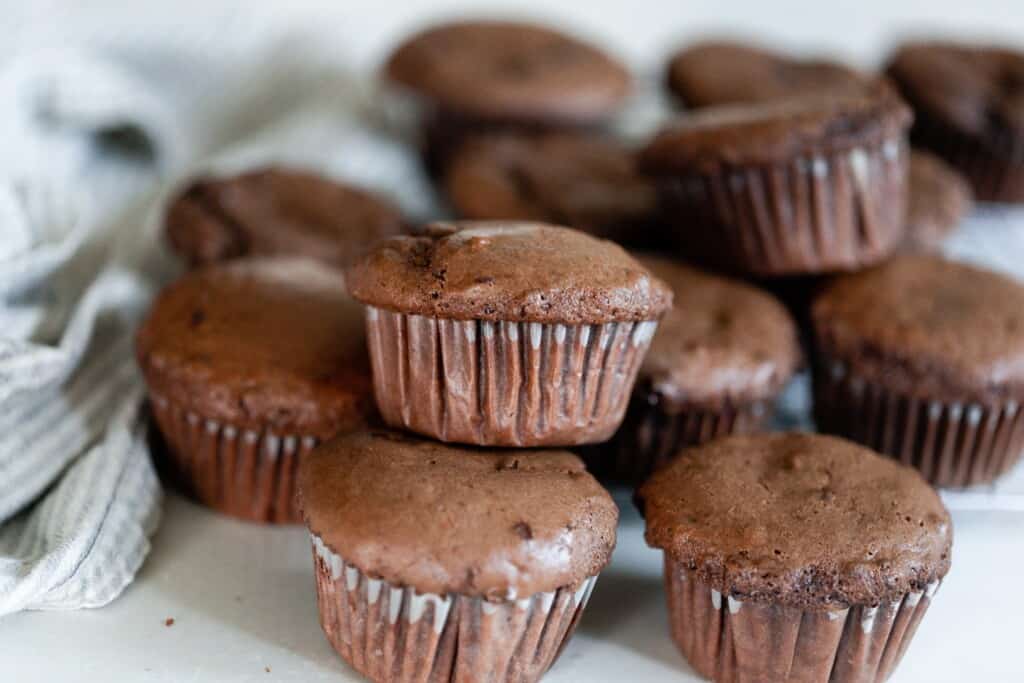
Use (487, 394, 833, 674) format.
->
(164, 166, 406, 269)
(298, 431, 618, 682)
(886, 42, 1024, 203)
(380, 19, 631, 176)
(441, 132, 665, 250)
(135, 258, 376, 523)
(346, 222, 673, 447)
(638, 434, 952, 683)
(639, 85, 912, 277)
(812, 254, 1024, 487)
(584, 256, 800, 485)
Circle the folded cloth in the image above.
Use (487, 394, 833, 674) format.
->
(0, 48, 170, 617)
(0, 25, 434, 616)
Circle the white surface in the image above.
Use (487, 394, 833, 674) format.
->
(1, 492, 1021, 682)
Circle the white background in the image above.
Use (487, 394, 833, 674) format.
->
(1, 2, 1024, 681)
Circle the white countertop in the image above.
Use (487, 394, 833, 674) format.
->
(2, 491, 1021, 682)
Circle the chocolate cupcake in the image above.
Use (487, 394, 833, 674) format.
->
(885, 42, 1024, 203)
(903, 151, 973, 251)
(640, 88, 912, 276)
(587, 256, 800, 484)
(165, 166, 405, 268)
(812, 254, 1024, 487)
(639, 433, 952, 683)
(136, 258, 376, 523)
(382, 20, 631, 174)
(299, 430, 617, 683)
(345, 221, 673, 447)
(442, 132, 662, 248)
(665, 40, 870, 108)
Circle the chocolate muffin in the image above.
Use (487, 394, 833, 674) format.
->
(165, 167, 405, 268)
(812, 254, 1024, 487)
(665, 40, 870, 108)
(299, 430, 617, 683)
(136, 258, 376, 522)
(639, 433, 952, 683)
(442, 132, 662, 248)
(885, 42, 1024, 203)
(587, 256, 801, 484)
(903, 151, 973, 251)
(382, 20, 631, 174)
(640, 88, 912, 276)
(345, 221, 673, 447)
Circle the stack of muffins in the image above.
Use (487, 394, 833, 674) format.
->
(132, 18, 1024, 683)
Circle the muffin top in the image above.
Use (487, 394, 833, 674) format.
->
(904, 151, 972, 251)
(443, 132, 659, 245)
(885, 42, 1024, 139)
(639, 88, 911, 172)
(639, 433, 952, 609)
(383, 20, 630, 123)
(813, 254, 1024, 400)
(666, 40, 870, 107)
(299, 430, 618, 598)
(165, 167, 405, 268)
(135, 258, 374, 435)
(638, 257, 800, 407)
(346, 221, 673, 324)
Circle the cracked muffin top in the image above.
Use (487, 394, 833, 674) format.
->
(639, 433, 952, 609)
(165, 166, 405, 268)
(299, 430, 618, 598)
(135, 257, 375, 435)
(345, 221, 673, 324)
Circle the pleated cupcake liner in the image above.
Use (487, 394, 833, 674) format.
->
(364, 305, 658, 447)
(310, 534, 598, 683)
(655, 135, 908, 276)
(663, 555, 940, 683)
(149, 393, 317, 523)
(813, 358, 1024, 488)
(910, 113, 1024, 204)
(583, 390, 772, 485)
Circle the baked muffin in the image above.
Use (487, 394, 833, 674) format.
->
(382, 20, 631, 174)
(165, 167, 405, 267)
(885, 42, 1024, 203)
(665, 40, 870, 107)
(812, 254, 1024, 487)
(640, 87, 912, 276)
(136, 258, 376, 522)
(903, 151, 973, 251)
(586, 256, 800, 484)
(639, 433, 952, 683)
(346, 221, 672, 447)
(299, 430, 617, 683)
(442, 132, 662, 248)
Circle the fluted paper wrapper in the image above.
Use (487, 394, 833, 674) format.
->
(657, 136, 907, 276)
(663, 556, 939, 683)
(585, 392, 771, 485)
(150, 393, 317, 523)
(364, 306, 657, 447)
(814, 359, 1024, 488)
(310, 534, 597, 683)
(910, 115, 1024, 204)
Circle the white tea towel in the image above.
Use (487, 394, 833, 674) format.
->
(0, 49, 172, 617)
